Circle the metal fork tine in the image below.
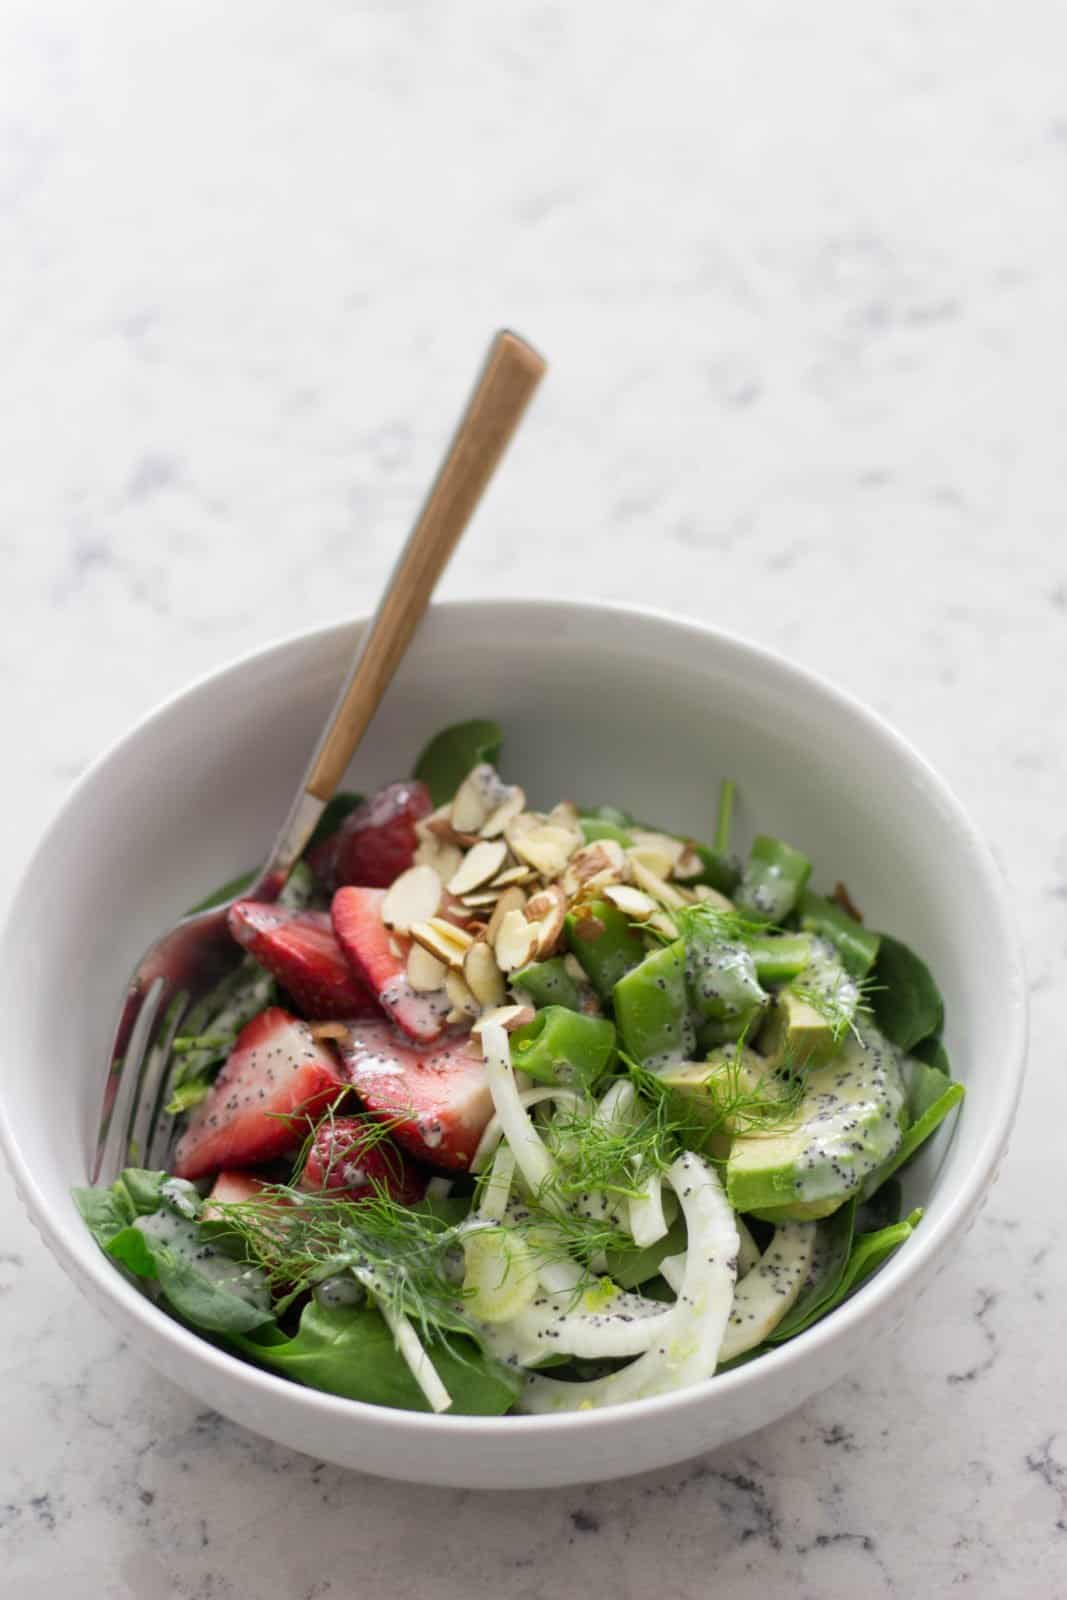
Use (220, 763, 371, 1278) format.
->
(93, 977, 165, 1183)
(128, 988, 190, 1178)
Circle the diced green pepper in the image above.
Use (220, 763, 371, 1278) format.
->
(564, 900, 646, 1001)
(735, 834, 812, 924)
(800, 891, 880, 979)
(511, 957, 584, 1013)
(509, 1007, 616, 1092)
(748, 932, 814, 985)
(613, 939, 695, 1068)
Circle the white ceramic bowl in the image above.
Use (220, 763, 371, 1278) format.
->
(0, 599, 1026, 1489)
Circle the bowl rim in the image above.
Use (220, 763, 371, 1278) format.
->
(0, 594, 1028, 1440)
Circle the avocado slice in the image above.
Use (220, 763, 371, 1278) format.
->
(658, 1047, 788, 1158)
(726, 1025, 907, 1220)
(758, 939, 862, 1070)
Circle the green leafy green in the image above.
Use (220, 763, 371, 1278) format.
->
(413, 719, 503, 805)
(861, 1081, 964, 1198)
(906, 1058, 953, 1122)
(765, 1199, 855, 1343)
(833, 1209, 922, 1300)
(799, 890, 880, 979)
(913, 1035, 951, 1076)
(855, 1177, 903, 1233)
(233, 1300, 520, 1414)
(604, 1214, 686, 1289)
(870, 933, 944, 1051)
(188, 870, 256, 915)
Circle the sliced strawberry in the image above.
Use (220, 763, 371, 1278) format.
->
(173, 1007, 346, 1180)
(207, 1170, 270, 1206)
(338, 1018, 492, 1171)
(309, 780, 432, 890)
(331, 886, 450, 1043)
(300, 1115, 427, 1206)
(227, 902, 377, 1021)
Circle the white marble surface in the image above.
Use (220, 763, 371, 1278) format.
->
(2, 1, 1066, 1593)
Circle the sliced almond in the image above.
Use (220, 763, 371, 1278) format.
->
(480, 786, 526, 839)
(447, 838, 509, 897)
(672, 845, 705, 881)
(490, 863, 537, 889)
(450, 764, 503, 833)
(464, 940, 507, 1008)
(506, 816, 580, 880)
(629, 857, 689, 910)
(445, 969, 480, 1018)
(414, 834, 464, 881)
(407, 942, 449, 992)
(562, 839, 626, 897)
(472, 1003, 536, 1036)
(630, 829, 685, 867)
(381, 864, 443, 933)
(603, 884, 658, 921)
(486, 885, 527, 943)
(410, 918, 474, 969)
(627, 843, 677, 881)
(648, 909, 680, 939)
(562, 953, 587, 983)
(494, 908, 542, 972)
(525, 883, 568, 958)
(692, 883, 734, 909)
(548, 800, 581, 832)
(416, 803, 453, 843)
(461, 889, 502, 910)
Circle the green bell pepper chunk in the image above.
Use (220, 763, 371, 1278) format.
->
(511, 957, 584, 1013)
(509, 1007, 616, 1092)
(748, 932, 814, 984)
(565, 900, 646, 1001)
(735, 834, 812, 925)
(613, 939, 695, 1068)
(800, 891, 880, 978)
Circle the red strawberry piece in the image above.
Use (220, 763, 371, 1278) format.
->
(338, 1018, 492, 1171)
(206, 1170, 270, 1206)
(300, 1115, 427, 1206)
(173, 1007, 346, 1180)
(309, 780, 432, 890)
(331, 886, 450, 1043)
(227, 902, 377, 1020)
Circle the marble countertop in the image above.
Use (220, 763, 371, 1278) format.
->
(2, 2, 1065, 1594)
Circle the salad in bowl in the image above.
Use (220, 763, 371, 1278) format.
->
(74, 718, 964, 1419)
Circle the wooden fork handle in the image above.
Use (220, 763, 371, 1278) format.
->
(304, 330, 545, 808)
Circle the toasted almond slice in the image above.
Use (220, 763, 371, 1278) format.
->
(603, 884, 659, 921)
(381, 864, 443, 933)
(648, 909, 680, 939)
(494, 908, 542, 972)
(410, 919, 473, 969)
(562, 953, 587, 983)
(451, 764, 503, 833)
(445, 969, 480, 1018)
(447, 838, 509, 896)
(627, 843, 677, 881)
(407, 941, 449, 992)
(672, 845, 705, 881)
(480, 786, 526, 839)
(486, 885, 527, 943)
(507, 818, 580, 880)
(472, 1003, 536, 1036)
(692, 884, 735, 910)
(490, 863, 536, 889)
(629, 857, 689, 910)
(461, 889, 501, 909)
(414, 834, 464, 881)
(548, 800, 581, 832)
(525, 883, 567, 958)
(464, 940, 507, 1009)
(416, 803, 453, 843)
(630, 829, 685, 867)
(562, 839, 626, 897)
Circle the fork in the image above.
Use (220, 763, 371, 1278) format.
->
(92, 330, 546, 1183)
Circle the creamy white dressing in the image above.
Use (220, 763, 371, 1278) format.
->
(135, 1210, 271, 1311)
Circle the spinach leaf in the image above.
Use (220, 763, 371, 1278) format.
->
(413, 719, 503, 805)
(766, 1205, 922, 1344)
(906, 1058, 953, 1122)
(870, 933, 944, 1051)
(187, 870, 256, 915)
(765, 1199, 855, 1343)
(605, 1214, 687, 1289)
(232, 1300, 520, 1415)
(72, 1167, 179, 1246)
(914, 1035, 951, 1076)
(855, 1177, 902, 1233)
(306, 791, 364, 853)
(860, 1080, 965, 1199)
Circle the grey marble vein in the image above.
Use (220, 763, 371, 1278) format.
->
(1, 0, 1066, 1595)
